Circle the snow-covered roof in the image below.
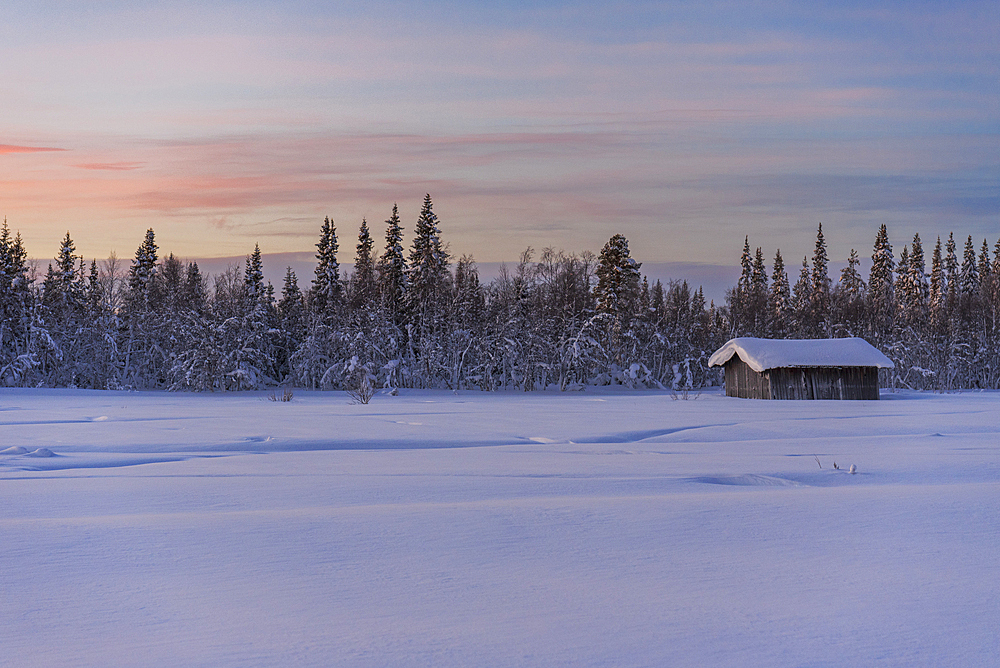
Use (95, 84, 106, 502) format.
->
(708, 337, 894, 372)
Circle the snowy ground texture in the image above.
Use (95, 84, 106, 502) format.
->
(3, 387, 999, 667)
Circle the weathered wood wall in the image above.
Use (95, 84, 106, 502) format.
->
(724, 357, 771, 399)
(768, 366, 879, 400)
(724, 357, 880, 400)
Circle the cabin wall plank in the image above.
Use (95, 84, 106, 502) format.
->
(725, 357, 881, 400)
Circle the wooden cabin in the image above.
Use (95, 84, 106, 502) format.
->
(708, 337, 894, 400)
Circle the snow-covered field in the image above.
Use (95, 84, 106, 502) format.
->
(2, 387, 999, 667)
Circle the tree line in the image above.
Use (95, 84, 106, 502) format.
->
(2, 197, 997, 392)
(0, 195, 722, 392)
(728, 223, 1000, 390)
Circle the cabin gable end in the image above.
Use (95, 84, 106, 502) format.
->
(723, 355, 771, 399)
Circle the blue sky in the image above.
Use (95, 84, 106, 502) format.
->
(1, 0, 997, 280)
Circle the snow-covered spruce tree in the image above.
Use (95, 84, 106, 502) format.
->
(349, 218, 377, 310)
(806, 223, 831, 337)
(182, 261, 207, 314)
(694, 287, 713, 337)
(406, 194, 452, 387)
(944, 232, 959, 326)
(377, 203, 407, 325)
(159, 254, 180, 310)
(867, 224, 895, 344)
(244, 244, 265, 302)
(978, 239, 992, 293)
(341, 218, 399, 394)
(945, 235, 982, 388)
(86, 260, 101, 316)
(447, 254, 487, 390)
(276, 267, 305, 380)
(310, 216, 341, 318)
(160, 253, 201, 314)
(726, 239, 767, 337)
(832, 248, 866, 337)
(894, 245, 911, 316)
(291, 211, 394, 391)
(911, 235, 930, 306)
(767, 250, 791, 338)
(172, 265, 237, 391)
(650, 279, 665, 322)
(43, 233, 116, 389)
(593, 233, 642, 379)
(924, 236, 957, 389)
(79, 253, 128, 388)
(61, 237, 106, 387)
(360, 205, 409, 388)
(126, 228, 160, 312)
(728, 237, 753, 335)
(929, 237, 947, 336)
(0, 221, 34, 383)
(967, 239, 995, 389)
(156, 255, 209, 388)
(958, 235, 980, 330)
(223, 243, 277, 389)
(792, 256, 811, 337)
(158, 260, 209, 390)
(749, 246, 769, 336)
(174, 254, 278, 392)
(36, 233, 118, 388)
(163, 246, 269, 393)
(291, 219, 356, 389)
(77, 257, 120, 390)
(898, 233, 929, 329)
(35, 234, 81, 385)
(738, 237, 752, 286)
(114, 228, 164, 388)
(453, 255, 485, 327)
(688, 285, 722, 387)
(41, 233, 83, 312)
(891, 236, 936, 390)
(595, 234, 641, 322)
(42, 234, 85, 312)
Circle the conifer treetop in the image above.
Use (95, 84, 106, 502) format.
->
(594, 233, 642, 317)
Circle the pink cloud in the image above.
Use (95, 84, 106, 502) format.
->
(74, 162, 144, 171)
(0, 145, 67, 154)
(2, 112, 996, 265)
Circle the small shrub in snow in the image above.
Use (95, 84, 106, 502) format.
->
(347, 374, 375, 405)
(268, 388, 294, 402)
(670, 386, 700, 400)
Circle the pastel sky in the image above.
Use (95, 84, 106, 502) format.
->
(2, 0, 997, 276)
